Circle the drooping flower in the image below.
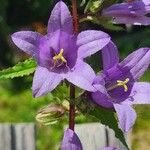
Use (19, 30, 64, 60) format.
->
(11, 1, 110, 97)
(61, 129, 83, 150)
(91, 42, 150, 132)
(102, 0, 150, 25)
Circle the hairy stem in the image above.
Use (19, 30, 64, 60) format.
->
(69, 0, 78, 131)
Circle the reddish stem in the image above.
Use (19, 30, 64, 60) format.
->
(69, 0, 79, 131)
(69, 85, 75, 130)
(71, 0, 79, 33)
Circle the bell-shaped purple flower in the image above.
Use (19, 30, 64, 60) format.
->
(11, 1, 110, 97)
(102, 0, 150, 25)
(91, 41, 150, 132)
(61, 129, 83, 150)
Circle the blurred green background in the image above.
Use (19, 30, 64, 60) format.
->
(0, 0, 150, 150)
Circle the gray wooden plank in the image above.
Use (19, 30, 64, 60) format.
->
(0, 124, 12, 150)
(75, 123, 107, 150)
(65, 123, 131, 150)
(12, 123, 36, 150)
(106, 126, 131, 150)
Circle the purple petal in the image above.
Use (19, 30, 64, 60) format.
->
(61, 129, 83, 150)
(130, 82, 150, 104)
(113, 16, 150, 26)
(100, 147, 118, 150)
(32, 66, 62, 97)
(142, 0, 150, 6)
(11, 31, 43, 58)
(114, 103, 137, 133)
(102, 41, 119, 71)
(102, 1, 150, 25)
(91, 75, 114, 108)
(65, 60, 96, 92)
(91, 90, 113, 108)
(77, 30, 110, 59)
(102, 3, 133, 17)
(119, 47, 150, 80)
(48, 1, 73, 34)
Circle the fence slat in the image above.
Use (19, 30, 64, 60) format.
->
(106, 126, 131, 150)
(13, 123, 36, 150)
(0, 123, 35, 150)
(75, 123, 107, 150)
(74, 123, 130, 150)
(0, 124, 12, 150)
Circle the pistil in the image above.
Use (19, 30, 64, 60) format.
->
(52, 48, 68, 68)
(107, 78, 130, 92)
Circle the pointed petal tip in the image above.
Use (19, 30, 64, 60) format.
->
(114, 104, 137, 133)
(62, 128, 83, 150)
(48, 0, 73, 34)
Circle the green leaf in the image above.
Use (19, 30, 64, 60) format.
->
(80, 16, 124, 31)
(98, 16, 124, 31)
(0, 58, 37, 79)
(100, 0, 119, 9)
(76, 93, 129, 150)
(84, 0, 103, 13)
(80, 0, 86, 7)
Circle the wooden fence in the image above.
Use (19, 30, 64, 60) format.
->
(0, 123, 35, 150)
(0, 123, 130, 150)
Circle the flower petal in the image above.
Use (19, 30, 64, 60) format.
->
(32, 66, 62, 97)
(100, 147, 118, 150)
(48, 1, 73, 34)
(119, 47, 150, 80)
(65, 60, 96, 91)
(11, 31, 42, 58)
(130, 82, 150, 104)
(113, 16, 150, 26)
(102, 1, 150, 25)
(102, 41, 119, 71)
(77, 30, 110, 59)
(61, 129, 83, 150)
(114, 103, 136, 133)
(91, 90, 113, 108)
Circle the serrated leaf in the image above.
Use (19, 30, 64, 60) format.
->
(76, 93, 129, 150)
(0, 59, 37, 79)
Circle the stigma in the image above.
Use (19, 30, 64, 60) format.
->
(52, 49, 67, 68)
(117, 78, 130, 92)
(107, 78, 130, 92)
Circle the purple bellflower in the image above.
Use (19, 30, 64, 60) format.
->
(102, 0, 150, 25)
(61, 129, 83, 150)
(61, 129, 118, 150)
(11, 1, 110, 97)
(91, 42, 150, 132)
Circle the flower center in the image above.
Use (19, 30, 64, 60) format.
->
(107, 78, 130, 92)
(52, 48, 68, 68)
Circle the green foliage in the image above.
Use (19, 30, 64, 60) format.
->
(80, 0, 86, 6)
(100, 0, 119, 9)
(0, 59, 36, 79)
(77, 93, 129, 150)
(98, 16, 124, 31)
(84, 0, 118, 13)
(84, 0, 103, 13)
(80, 16, 124, 31)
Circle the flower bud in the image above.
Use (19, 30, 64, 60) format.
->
(36, 104, 66, 125)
